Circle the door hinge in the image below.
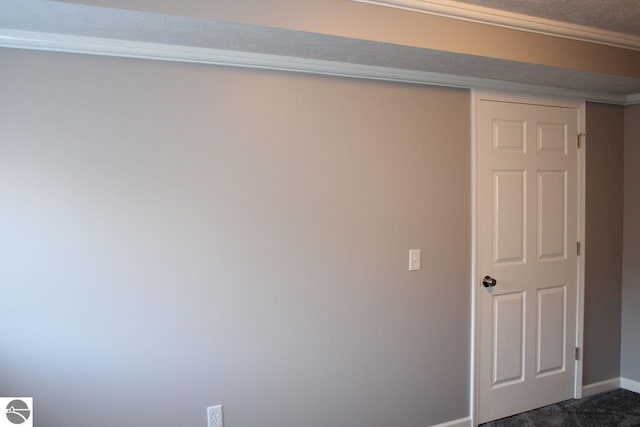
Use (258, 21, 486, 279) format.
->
(577, 133, 586, 149)
(577, 241, 581, 256)
(575, 347, 581, 361)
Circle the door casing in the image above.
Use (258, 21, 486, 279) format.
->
(470, 90, 586, 426)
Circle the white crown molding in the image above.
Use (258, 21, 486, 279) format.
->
(0, 29, 631, 105)
(626, 93, 640, 104)
(352, 0, 640, 51)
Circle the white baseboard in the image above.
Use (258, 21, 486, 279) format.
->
(430, 416, 472, 427)
(582, 378, 620, 397)
(621, 377, 640, 394)
(582, 377, 640, 396)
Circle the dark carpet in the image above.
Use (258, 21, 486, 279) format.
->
(480, 389, 640, 426)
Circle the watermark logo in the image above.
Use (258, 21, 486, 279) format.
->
(0, 399, 32, 427)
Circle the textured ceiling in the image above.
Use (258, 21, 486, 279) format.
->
(456, 0, 640, 36)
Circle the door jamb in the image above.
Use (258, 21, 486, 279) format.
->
(469, 90, 586, 426)
(575, 103, 586, 399)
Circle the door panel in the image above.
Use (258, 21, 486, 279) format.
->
(494, 120, 526, 152)
(536, 285, 566, 376)
(537, 171, 567, 260)
(477, 99, 579, 423)
(492, 292, 525, 386)
(537, 123, 567, 154)
(494, 171, 526, 265)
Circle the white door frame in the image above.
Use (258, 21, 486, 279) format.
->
(470, 90, 586, 426)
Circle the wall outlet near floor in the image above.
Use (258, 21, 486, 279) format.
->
(207, 405, 223, 427)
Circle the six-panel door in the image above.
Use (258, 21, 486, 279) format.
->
(477, 99, 579, 424)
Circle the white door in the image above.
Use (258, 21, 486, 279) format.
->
(476, 97, 580, 423)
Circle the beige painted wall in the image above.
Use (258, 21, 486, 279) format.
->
(59, 0, 640, 78)
(621, 104, 640, 382)
(583, 103, 624, 384)
(0, 48, 471, 427)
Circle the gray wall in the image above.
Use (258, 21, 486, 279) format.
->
(0, 47, 629, 427)
(583, 103, 625, 385)
(0, 48, 471, 427)
(622, 104, 640, 382)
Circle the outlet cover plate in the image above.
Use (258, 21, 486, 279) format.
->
(207, 405, 223, 427)
(409, 249, 421, 271)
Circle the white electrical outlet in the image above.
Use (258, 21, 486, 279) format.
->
(207, 405, 223, 427)
(409, 249, 421, 271)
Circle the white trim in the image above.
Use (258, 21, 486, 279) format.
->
(627, 93, 640, 104)
(0, 29, 633, 106)
(351, 0, 640, 51)
(575, 104, 587, 400)
(581, 377, 640, 397)
(430, 416, 472, 427)
(470, 91, 479, 427)
(471, 91, 586, 425)
(573, 102, 587, 399)
(621, 377, 640, 394)
(582, 378, 620, 397)
(474, 91, 584, 109)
